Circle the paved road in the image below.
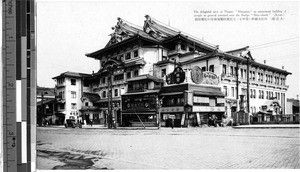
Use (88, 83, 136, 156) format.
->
(37, 126, 300, 170)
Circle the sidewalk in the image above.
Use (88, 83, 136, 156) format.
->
(233, 124, 300, 129)
(42, 125, 159, 130)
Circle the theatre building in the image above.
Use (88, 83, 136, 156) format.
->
(81, 15, 291, 127)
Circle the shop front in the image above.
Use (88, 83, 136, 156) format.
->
(93, 99, 121, 126)
(121, 90, 159, 127)
(159, 83, 225, 127)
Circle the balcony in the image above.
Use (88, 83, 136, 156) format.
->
(167, 49, 188, 56)
(127, 87, 146, 93)
(80, 106, 100, 111)
(55, 83, 65, 88)
(113, 80, 125, 85)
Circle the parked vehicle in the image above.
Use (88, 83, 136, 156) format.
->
(65, 119, 82, 128)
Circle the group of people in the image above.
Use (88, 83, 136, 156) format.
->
(208, 115, 218, 127)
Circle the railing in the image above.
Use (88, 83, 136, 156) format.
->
(80, 106, 98, 110)
(55, 83, 65, 88)
(127, 87, 146, 93)
(167, 49, 188, 56)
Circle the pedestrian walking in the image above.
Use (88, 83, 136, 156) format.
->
(90, 119, 93, 127)
(171, 118, 174, 129)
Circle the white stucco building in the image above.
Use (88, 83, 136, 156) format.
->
(52, 72, 91, 122)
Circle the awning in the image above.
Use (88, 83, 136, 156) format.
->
(122, 90, 159, 96)
(126, 74, 163, 83)
(160, 92, 183, 96)
(122, 112, 156, 115)
(256, 111, 272, 115)
(95, 98, 121, 103)
(194, 91, 224, 97)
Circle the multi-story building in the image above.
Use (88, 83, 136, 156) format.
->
(36, 86, 56, 125)
(52, 71, 92, 123)
(54, 15, 291, 126)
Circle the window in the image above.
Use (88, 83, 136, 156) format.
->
(270, 76, 273, 83)
(71, 91, 76, 98)
(126, 72, 131, 79)
(253, 89, 256, 98)
(230, 66, 234, 76)
(102, 77, 106, 84)
(231, 87, 234, 97)
(271, 92, 273, 99)
(259, 90, 261, 99)
(125, 52, 131, 60)
(209, 65, 214, 73)
(240, 69, 243, 78)
(58, 91, 63, 99)
(117, 55, 121, 61)
(181, 44, 186, 51)
(278, 93, 280, 100)
(223, 86, 228, 97)
(71, 103, 77, 109)
(114, 74, 124, 81)
(114, 89, 118, 97)
(161, 69, 166, 77)
(85, 102, 89, 106)
(222, 64, 227, 74)
(253, 72, 256, 81)
(261, 90, 264, 99)
(201, 67, 206, 71)
(266, 91, 269, 99)
(134, 50, 139, 57)
(71, 79, 76, 85)
(134, 70, 139, 77)
(250, 89, 253, 98)
(102, 91, 107, 98)
(209, 97, 216, 107)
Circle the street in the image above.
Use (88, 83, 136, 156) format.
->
(37, 126, 300, 170)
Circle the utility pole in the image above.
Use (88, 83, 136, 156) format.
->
(246, 57, 250, 121)
(236, 62, 239, 111)
(41, 93, 44, 126)
(107, 68, 113, 129)
(107, 65, 116, 129)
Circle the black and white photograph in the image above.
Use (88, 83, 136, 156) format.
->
(1, 0, 300, 171)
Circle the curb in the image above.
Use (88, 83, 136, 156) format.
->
(232, 125, 300, 129)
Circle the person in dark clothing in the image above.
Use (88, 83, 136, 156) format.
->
(208, 117, 212, 127)
(171, 118, 174, 129)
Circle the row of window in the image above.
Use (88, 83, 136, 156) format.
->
(223, 86, 284, 100)
(102, 89, 119, 98)
(58, 91, 65, 99)
(101, 70, 139, 84)
(103, 50, 139, 63)
(57, 78, 64, 84)
(222, 64, 286, 85)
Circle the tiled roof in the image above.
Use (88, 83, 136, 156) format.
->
(52, 71, 91, 79)
(37, 86, 55, 97)
(82, 92, 100, 102)
(126, 74, 163, 83)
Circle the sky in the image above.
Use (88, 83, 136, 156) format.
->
(36, 0, 299, 99)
